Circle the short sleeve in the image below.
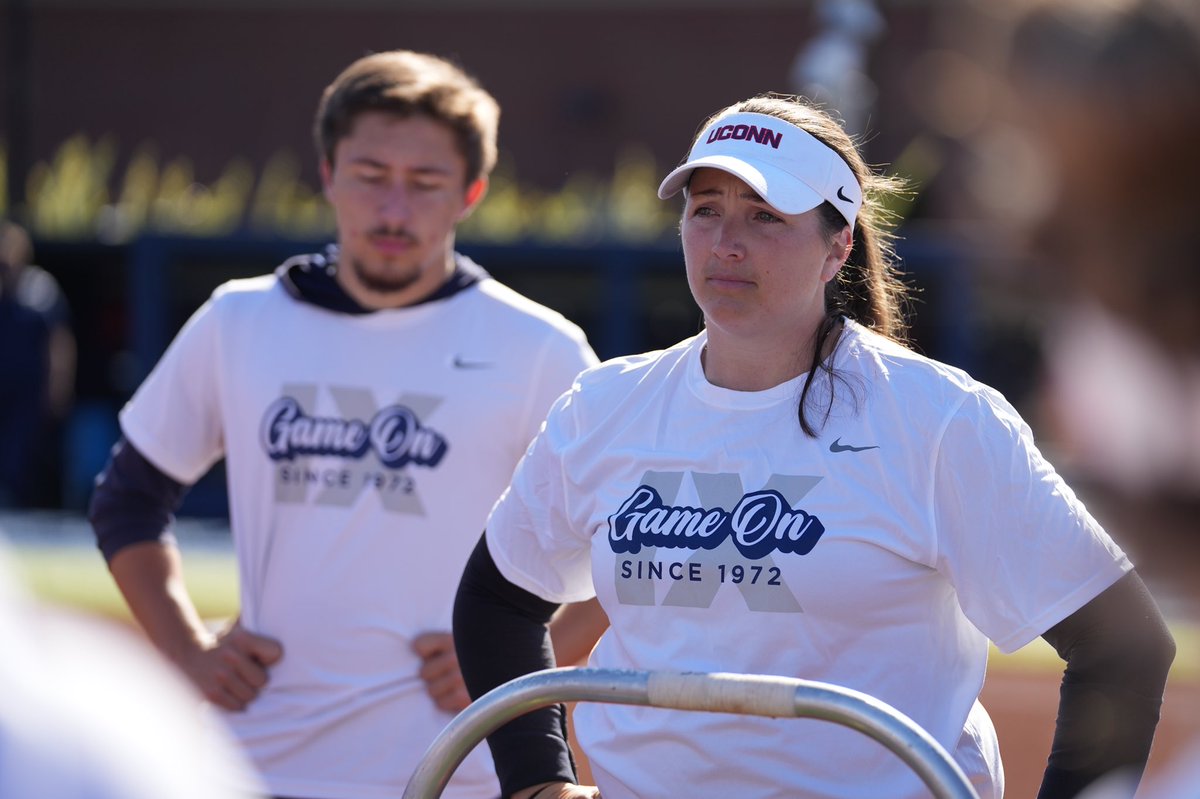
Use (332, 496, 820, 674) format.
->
(514, 325, 599, 451)
(118, 298, 225, 485)
(932, 387, 1131, 653)
(485, 387, 596, 604)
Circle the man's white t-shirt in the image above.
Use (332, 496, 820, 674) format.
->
(121, 270, 597, 799)
(486, 321, 1130, 799)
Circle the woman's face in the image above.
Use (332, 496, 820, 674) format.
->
(681, 168, 849, 347)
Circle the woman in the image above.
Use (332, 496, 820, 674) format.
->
(453, 94, 1175, 799)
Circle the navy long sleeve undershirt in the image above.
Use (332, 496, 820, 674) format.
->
(453, 535, 576, 798)
(88, 436, 187, 562)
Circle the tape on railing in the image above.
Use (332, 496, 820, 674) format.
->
(647, 671, 799, 716)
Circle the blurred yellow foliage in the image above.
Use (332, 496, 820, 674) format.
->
(26, 135, 116, 238)
(460, 144, 677, 245)
(248, 150, 334, 236)
(5, 135, 680, 245)
(609, 145, 679, 243)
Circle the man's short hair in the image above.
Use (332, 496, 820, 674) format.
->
(314, 50, 500, 186)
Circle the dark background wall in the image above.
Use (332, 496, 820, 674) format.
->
(3, 2, 936, 199)
(2, 0, 979, 512)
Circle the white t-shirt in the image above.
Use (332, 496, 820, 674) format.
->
(486, 321, 1131, 799)
(120, 270, 597, 799)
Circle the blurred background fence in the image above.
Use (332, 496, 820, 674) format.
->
(5, 0, 1027, 514)
(31, 229, 976, 516)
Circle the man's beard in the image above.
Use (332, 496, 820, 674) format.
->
(348, 256, 421, 295)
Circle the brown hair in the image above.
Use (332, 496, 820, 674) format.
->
(314, 50, 500, 185)
(690, 94, 912, 436)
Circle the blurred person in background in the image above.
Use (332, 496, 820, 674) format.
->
(998, 1, 1200, 796)
(0, 219, 75, 509)
(88, 49, 602, 799)
(997, 0, 1200, 623)
(1003, 0, 1200, 518)
(789, 0, 885, 138)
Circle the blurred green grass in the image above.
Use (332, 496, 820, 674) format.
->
(11, 539, 1197, 683)
(5, 508, 1196, 684)
(12, 544, 239, 623)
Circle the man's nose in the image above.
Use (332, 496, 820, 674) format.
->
(378, 184, 413, 225)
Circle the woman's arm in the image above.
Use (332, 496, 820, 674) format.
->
(453, 535, 580, 797)
(550, 598, 609, 667)
(1036, 570, 1175, 798)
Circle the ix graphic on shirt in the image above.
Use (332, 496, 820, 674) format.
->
(259, 383, 448, 514)
(608, 470, 825, 613)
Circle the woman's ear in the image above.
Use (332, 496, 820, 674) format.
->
(821, 226, 853, 283)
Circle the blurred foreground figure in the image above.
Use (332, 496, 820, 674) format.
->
(0, 541, 263, 799)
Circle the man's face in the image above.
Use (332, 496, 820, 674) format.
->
(321, 111, 485, 309)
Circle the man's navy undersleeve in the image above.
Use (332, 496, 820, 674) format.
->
(88, 436, 188, 562)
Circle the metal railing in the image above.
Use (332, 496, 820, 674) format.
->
(403, 667, 980, 799)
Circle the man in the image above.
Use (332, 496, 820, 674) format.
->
(89, 50, 600, 799)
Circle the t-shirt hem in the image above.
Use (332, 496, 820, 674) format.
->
(119, 414, 213, 486)
(991, 558, 1133, 654)
(485, 528, 596, 605)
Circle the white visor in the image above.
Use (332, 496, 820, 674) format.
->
(657, 111, 861, 230)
